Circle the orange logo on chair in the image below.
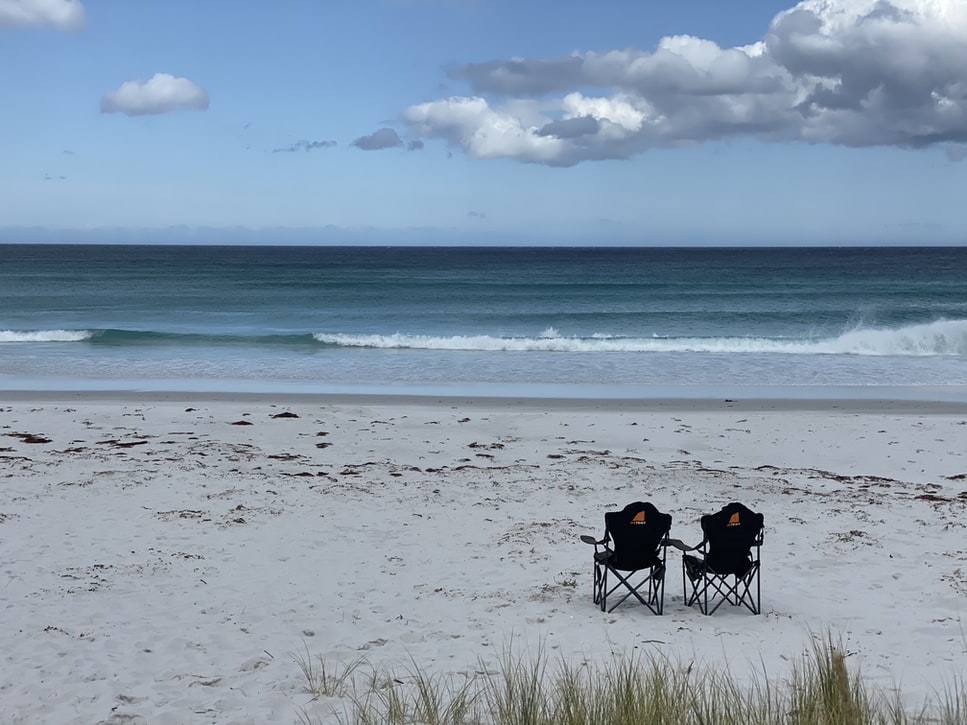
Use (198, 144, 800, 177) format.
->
(727, 512, 741, 526)
(631, 511, 646, 524)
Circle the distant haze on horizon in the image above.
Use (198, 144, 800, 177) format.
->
(2, 0, 966, 246)
(0, 227, 963, 248)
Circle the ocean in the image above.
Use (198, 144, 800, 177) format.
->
(1, 244, 966, 400)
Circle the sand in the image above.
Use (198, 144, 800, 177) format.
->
(2, 393, 966, 723)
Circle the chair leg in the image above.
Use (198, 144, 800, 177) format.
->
(681, 559, 687, 608)
(601, 565, 665, 615)
(592, 562, 602, 606)
(705, 570, 761, 615)
(683, 554, 761, 615)
(655, 569, 665, 615)
(683, 559, 703, 611)
(735, 565, 761, 614)
(756, 563, 761, 614)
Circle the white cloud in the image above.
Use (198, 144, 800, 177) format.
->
(405, 0, 967, 165)
(403, 96, 565, 164)
(0, 0, 84, 30)
(101, 73, 209, 117)
(768, 0, 967, 146)
(561, 93, 648, 134)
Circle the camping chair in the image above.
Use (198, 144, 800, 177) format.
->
(580, 501, 672, 614)
(670, 502, 764, 615)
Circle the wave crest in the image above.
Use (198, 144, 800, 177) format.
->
(313, 319, 967, 356)
(0, 329, 93, 343)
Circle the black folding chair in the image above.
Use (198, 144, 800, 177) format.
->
(580, 501, 672, 614)
(671, 502, 764, 615)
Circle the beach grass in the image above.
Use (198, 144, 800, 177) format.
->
(294, 645, 367, 699)
(295, 637, 966, 724)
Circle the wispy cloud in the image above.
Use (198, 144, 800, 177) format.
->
(0, 0, 85, 31)
(403, 0, 967, 166)
(101, 73, 209, 116)
(946, 145, 967, 162)
(352, 128, 403, 150)
(272, 139, 337, 153)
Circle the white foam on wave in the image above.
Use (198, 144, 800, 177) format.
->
(313, 319, 967, 356)
(0, 329, 92, 343)
(818, 319, 967, 355)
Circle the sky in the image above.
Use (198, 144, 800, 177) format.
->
(1, 0, 966, 246)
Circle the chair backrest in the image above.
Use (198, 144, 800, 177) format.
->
(604, 501, 672, 571)
(701, 502, 764, 577)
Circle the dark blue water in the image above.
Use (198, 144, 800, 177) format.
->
(2, 244, 966, 397)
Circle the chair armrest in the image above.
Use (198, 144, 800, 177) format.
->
(664, 537, 702, 552)
(580, 534, 605, 545)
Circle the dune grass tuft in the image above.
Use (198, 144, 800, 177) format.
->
(295, 637, 967, 724)
(292, 644, 366, 699)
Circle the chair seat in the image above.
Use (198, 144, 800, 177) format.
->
(685, 552, 754, 578)
(599, 550, 663, 571)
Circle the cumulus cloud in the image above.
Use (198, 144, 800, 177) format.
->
(0, 0, 84, 31)
(404, 96, 565, 163)
(352, 128, 403, 150)
(404, 0, 967, 166)
(272, 139, 336, 153)
(100, 73, 209, 116)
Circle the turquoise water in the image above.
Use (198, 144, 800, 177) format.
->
(2, 244, 966, 398)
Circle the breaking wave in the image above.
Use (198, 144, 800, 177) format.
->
(0, 329, 93, 343)
(0, 329, 319, 346)
(4, 319, 965, 356)
(313, 319, 967, 356)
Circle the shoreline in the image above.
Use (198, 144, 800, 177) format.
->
(4, 387, 967, 414)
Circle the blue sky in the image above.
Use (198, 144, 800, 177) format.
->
(1, 0, 965, 245)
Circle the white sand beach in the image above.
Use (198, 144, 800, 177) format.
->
(2, 393, 966, 723)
